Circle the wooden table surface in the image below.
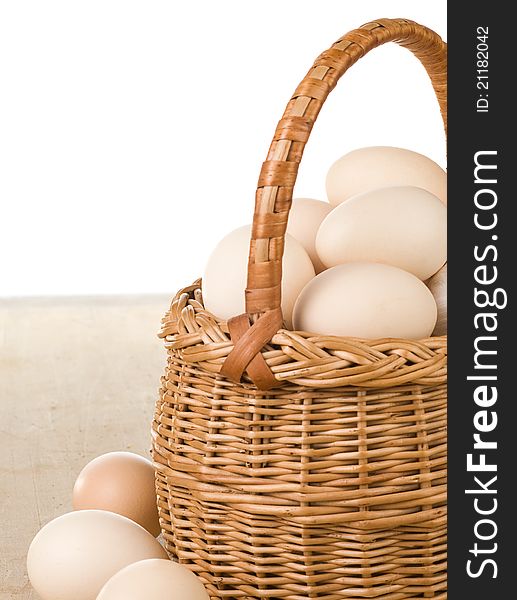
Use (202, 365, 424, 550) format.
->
(0, 295, 171, 600)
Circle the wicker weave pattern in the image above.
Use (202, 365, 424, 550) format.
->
(153, 18, 447, 599)
(153, 283, 447, 598)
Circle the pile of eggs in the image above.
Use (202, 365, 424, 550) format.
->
(27, 452, 209, 600)
(204, 146, 447, 339)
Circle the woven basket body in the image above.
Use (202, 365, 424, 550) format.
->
(153, 18, 447, 599)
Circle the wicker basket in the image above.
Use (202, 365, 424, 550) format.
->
(153, 17, 447, 599)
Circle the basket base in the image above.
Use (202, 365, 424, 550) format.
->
(155, 466, 446, 600)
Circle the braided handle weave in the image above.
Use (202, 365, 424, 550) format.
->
(221, 18, 447, 389)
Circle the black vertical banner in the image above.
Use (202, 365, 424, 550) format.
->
(448, 4, 515, 598)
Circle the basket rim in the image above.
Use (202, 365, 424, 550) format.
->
(159, 279, 447, 391)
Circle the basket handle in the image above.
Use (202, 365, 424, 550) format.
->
(220, 18, 447, 390)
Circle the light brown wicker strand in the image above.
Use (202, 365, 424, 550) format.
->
(300, 393, 316, 598)
(356, 391, 372, 594)
(221, 17, 446, 389)
(414, 389, 435, 599)
(154, 17, 447, 600)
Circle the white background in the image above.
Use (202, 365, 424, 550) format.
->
(0, 0, 446, 297)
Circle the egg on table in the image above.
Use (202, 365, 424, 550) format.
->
(286, 198, 333, 273)
(27, 510, 168, 600)
(326, 146, 447, 206)
(203, 224, 315, 329)
(316, 185, 447, 280)
(292, 262, 437, 339)
(73, 451, 160, 537)
(96, 559, 210, 600)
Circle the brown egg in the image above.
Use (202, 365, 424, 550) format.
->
(73, 452, 161, 537)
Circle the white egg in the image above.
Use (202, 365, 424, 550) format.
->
(316, 186, 447, 281)
(286, 198, 333, 273)
(97, 559, 209, 600)
(426, 263, 447, 336)
(27, 510, 168, 600)
(292, 262, 437, 339)
(326, 146, 447, 206)
(203, 225, 315, 329)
